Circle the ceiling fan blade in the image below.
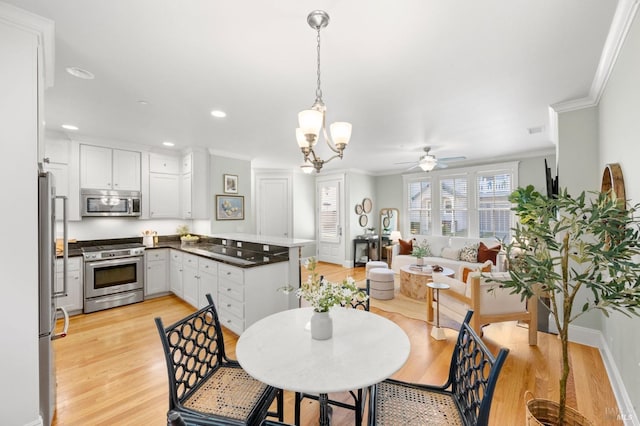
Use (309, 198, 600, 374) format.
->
(439, 156, 466, 163)
(435, 163, 449, 169)
(405, 164, 420, 171)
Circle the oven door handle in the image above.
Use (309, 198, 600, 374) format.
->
(85, 256, 143, 269)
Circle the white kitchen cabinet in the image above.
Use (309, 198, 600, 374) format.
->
(145, 249, 169, 297)
(181, 173, 192, 218)
(198, 258, 218, 308)
(181, 150, 209, 219)
(169, 249, 183, 297)
(55, 256, 83, 315)
(182, 254, 199, 307)
(80, 144, 141, 190)
(148, 173, 180, 218)
(150, 153, 180, 174)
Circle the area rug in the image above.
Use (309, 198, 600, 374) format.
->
(358, 278, 460, 330)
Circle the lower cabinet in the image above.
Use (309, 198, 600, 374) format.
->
(169, 250, 184, 297)
(168, 251, 289, 335)
(145, 249, 169, 297)
(55, 256, 83, 315)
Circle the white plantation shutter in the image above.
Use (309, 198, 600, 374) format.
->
(407, 180, 432, 235)
(477, 172, 512, 240)
(440, 176, 468, 237)
(319, 184, 338, 242)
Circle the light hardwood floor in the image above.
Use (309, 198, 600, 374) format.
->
(52, 262, 623, 425)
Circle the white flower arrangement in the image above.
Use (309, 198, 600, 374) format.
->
(282, 257, 368, 313)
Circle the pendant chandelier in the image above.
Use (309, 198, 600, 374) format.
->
(297, 10, 352, 174)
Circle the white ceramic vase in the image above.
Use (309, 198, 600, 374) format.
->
(310, 311, 333, 340)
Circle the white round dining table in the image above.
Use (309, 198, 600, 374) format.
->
(236, 306, 410, 425)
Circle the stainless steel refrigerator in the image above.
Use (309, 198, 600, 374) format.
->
(38, 169, 69, 426)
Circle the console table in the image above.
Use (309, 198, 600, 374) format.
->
(353, 235, 379, 267)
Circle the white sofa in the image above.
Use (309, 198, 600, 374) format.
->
(391, 236, 500, 280)
(429, 271, 538, 345)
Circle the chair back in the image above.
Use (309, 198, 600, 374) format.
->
(348, 278, 370, 311)
(448, 310, 509, 426)
(155, 294, 226, 409)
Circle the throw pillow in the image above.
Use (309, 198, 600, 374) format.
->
(477, 242, 501, 264)
(461, 262, 492, 283)
(459, 244, 478, 262)
(441, 247, 460, 261)
(398, 238, 413, 255)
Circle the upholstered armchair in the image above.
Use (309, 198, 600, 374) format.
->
(428, 271, 538, 345)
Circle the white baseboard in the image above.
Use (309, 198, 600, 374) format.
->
(565, 324, 639, 425)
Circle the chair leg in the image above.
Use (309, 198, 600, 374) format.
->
(294, 392, 302, 426)
(355, 388, 363, 426)
(277, 389, 284, 421)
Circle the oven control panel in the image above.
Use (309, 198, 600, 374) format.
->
(83, 247, 145, 260)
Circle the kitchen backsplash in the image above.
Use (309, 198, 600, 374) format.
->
(55, 218, 211, 240)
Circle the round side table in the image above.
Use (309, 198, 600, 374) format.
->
(427, 282, 450, 340)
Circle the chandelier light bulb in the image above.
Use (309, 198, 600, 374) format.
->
(330, 122, 352, 146)
(298, 110, 323, 138)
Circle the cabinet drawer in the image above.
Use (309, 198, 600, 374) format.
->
(219, 293, 244, 319)
(218, 310, 243, 335)
(146, 250, 167, 261)
(218, 278, 244, 302)
(183, 253, 199, 268)
(199, 257, 218, 274)
(218, 264, 243, 284)
(170, 250, 183, 262)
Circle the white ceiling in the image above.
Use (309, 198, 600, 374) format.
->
(7, 0, 620, 174)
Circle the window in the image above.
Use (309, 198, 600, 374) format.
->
(477, 172, 512, 240)
(402, 161, 517, 239)
(440, 176, 468, 237)
(319, 184, 338, 242)
(407, 180, 432, 235)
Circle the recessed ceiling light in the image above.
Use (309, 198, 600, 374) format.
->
(137, 100, 149, 106)
(65, 66, 95, 80)
(210, 110, 227, 118)
(163, 141, 175, 147)
(61, 124, 79, 131)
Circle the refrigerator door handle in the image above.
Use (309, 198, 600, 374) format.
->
(54, 195, 68, 297)
(52, 307, 69, 340)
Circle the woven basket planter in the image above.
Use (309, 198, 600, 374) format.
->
(524, 391, 594, 426)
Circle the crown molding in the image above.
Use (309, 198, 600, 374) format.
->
(0, 2, 55, 88)
(551, 0, 639, 113)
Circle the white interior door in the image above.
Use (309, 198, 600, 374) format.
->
(316, 176, 344, 265)
(256, 174, 291, 238)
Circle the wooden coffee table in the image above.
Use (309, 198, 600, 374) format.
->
(399, 265, 454, 300)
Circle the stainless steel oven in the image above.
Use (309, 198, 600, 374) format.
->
(83, 244, 145, 313)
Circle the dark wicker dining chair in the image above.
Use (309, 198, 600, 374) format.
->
(367, 310, 509, 426)
(294, 279, 371, 426)
(156, 294, 283, 426)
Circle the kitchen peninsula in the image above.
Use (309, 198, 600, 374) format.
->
(61, 233, 313, 335)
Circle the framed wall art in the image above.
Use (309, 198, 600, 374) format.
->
(224, 174, 238, 194)
(216, 195, 244, 220)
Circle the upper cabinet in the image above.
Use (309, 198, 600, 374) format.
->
(80, 145, 141, 191)
(181, 150, 209, 219)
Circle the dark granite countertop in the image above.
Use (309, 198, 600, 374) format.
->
(58, 235, 290, 268)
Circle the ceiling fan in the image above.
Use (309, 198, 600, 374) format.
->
(396, 147, 466, 172)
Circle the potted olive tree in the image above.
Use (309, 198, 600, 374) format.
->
(499, 185, 640, 425)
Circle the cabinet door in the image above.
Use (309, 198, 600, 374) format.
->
(113, 149, 141, 190)
(170, 259, 183, 297)
(149, 173, 180, 218)
(198, 269, 217, 309)
(80, 145, 112, 189)
(145, 250, 168, 296)
(181, 173, 192, 219)
(150, 153, 180, 174)
(182, 265, 199, 308)
(55, 257, 83, 314)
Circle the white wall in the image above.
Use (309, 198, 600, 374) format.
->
(210, 154, 253, 234)
(597, 9, 640, 416)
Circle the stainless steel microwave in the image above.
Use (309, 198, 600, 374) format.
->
(81, 189, 141, 217)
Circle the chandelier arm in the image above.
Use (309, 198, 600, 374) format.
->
(321, 153, 343, 165)
(321, 122, 341, 154)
